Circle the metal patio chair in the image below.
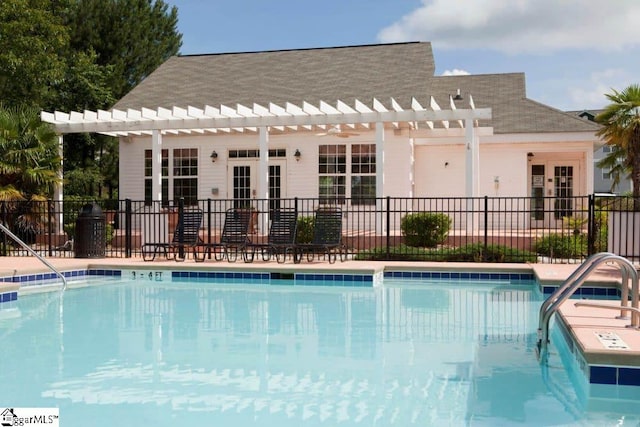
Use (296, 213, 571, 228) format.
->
(195, 208, 252, 262)
(142, 209, 204, 262)
(245, 209, 298, 263)
(294, 208, 346, 264)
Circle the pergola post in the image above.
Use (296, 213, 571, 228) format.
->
(258, 126, 269, 233)
(465, 118, 479, 232)
(54, 134, 64, 235)
(375, 122, 385, 197)
(375, 122, 386, 232)
(151, 130, 163, 205)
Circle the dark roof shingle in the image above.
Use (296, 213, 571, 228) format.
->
(114, 42, 598, 134)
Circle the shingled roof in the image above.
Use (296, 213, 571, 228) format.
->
(114, 41, 598, 135)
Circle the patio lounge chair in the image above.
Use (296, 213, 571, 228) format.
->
(245, 209, 298, 263)
(294, 208, 345, 264)
(195, 208, 251, 262)
(142, 209, 203, 262)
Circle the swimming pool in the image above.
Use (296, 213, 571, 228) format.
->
(0, 272, 638, 426)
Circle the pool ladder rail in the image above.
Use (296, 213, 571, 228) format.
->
(0, 223, 67, 290)
(536, 252, 639, 362)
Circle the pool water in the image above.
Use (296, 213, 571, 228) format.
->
(0, 276, 637, 426)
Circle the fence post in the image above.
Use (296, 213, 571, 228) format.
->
(177, 198, 185, 259)
(206, 198, 212, 246)
(386, 196, 391, 259)
(484, 196, 489, 258)
(0, 202, 6, 255)
(47, 200, 54, 257)
(587, 194, 595, 256)
(125, 199, 132, 258)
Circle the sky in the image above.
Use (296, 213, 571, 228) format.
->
(164, 0, 640, 111)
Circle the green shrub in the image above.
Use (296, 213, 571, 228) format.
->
(354, 243, 537, 263)
(105, 223, 115, 244)
(534, 233, 587, 259)
(563, 215, 587, 236)
(400, 212, 451, 247)
(447, 243, 537, 263)
(296, 215, 314, 243)
(593, 209, 608, 252)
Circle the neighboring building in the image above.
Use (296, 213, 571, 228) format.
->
(569, 109, 632, 195)
(44, 42, 600, 229)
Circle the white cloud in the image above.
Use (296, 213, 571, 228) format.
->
(441, 69, 470, 76)
(378, 0, 640, 54)
(567, 69, 636, 110)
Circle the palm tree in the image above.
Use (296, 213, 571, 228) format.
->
(0, 105, 61, 241)
(596, 84, 640, 209)
(0, 105, 60, 198)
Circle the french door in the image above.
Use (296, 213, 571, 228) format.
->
(227, 160, 286, 209)
(530, 162, 579, 228)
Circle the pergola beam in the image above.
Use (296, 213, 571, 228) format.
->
(42, 98, 491, 135)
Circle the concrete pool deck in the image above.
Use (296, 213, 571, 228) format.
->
(1, 256, 639, 379)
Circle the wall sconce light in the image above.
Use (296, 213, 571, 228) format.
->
(453, 88, 463, 101)
(527, 152, 534, 158)
(294, 149, 301, 161)
(210, 150, 218, 162)
(444, 161, 449, 167)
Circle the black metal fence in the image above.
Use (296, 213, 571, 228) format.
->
(1, 195, 638, 263)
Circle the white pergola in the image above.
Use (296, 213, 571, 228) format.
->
(42, 96, 491, 210)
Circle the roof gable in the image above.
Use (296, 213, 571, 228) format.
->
(114, 42, 435, 111)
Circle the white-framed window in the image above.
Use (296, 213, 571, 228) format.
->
(319, 144, 376, 205)
(173, 148, 198, 205)
(144, 148, 199, 205)
(144, 149, 168, 206)
(602, 167, 612, 180)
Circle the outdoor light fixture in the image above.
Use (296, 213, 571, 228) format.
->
(453, 88, 463, 101)
(294, 149, 301, 161)
(527, 152, 534, 157)
(210, 150, 218, 162)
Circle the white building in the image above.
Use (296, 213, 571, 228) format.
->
(43, 42, 600, 230)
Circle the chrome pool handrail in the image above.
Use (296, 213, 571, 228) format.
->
(537, 252, 637, 361)
(0, 223, 67, 290)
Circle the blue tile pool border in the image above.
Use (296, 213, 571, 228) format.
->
(169, 270, 375, 287)
(555, 315, 640, 387)
(1, 268, 540, 292)
(383, 270, 535, 283)
(0, 269, 121, 286)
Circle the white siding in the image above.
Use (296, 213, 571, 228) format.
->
(119, 131, 593, 202)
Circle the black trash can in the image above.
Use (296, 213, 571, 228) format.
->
(75, 203, 106, 258)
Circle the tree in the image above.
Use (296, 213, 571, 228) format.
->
(0, 0, 183, 200)
(68, 0, 182, 99)
(0, 0, 69, 108)
(596, 84, 640, 208)
(61, 0, 182, 197)
(0, 106, 61, 200)
(0, 106, 62, 241)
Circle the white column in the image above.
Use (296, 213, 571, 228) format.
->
(258, 127, 269, 233)
(151, 130, 163, 204)
(376, 122, 386, 233)
(409, 136, 415, 198)
(54, 134, 64, 234)
(258, 127, 269, 200)
(465, 118, 479, 232)
(375, 122, 385, 197)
